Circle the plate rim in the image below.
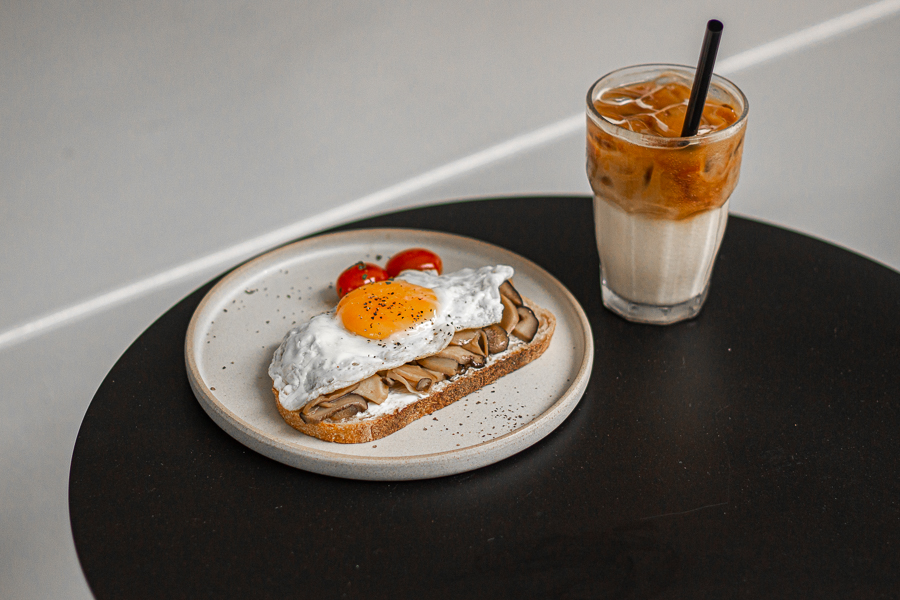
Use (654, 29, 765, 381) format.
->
(185, 228, 594, 479)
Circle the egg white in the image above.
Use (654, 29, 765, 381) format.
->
(269, 264, 514, 411)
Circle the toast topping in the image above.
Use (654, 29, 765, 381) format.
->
(512, 306, 539, 343)
(298, 280, 533, 424)
(483, 324, 509, 353)
(270, 265, 514, 410)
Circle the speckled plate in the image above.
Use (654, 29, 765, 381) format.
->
(185, 229, 593, 480)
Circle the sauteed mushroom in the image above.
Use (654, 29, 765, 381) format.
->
(301, 393, 368, 424)
(354, 374, 389, 404)
(417, 356, 461, 377)
(326, 394, 369, 421)
(451, 328, 489, 357)
(500, 294, 519, 333)
(483, 324, 509, 354)
(434, 345, 485, 368)
(499, 280, 523, 306)
(384, 364, 441, 393)
(511, 305, 539, 342)
(450, 328, 480, 346)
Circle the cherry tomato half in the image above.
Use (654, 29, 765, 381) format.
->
(385, 248, 443, 278)
(336, 262, 389, 298)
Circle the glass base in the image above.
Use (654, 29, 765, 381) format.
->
(601, 277, 709, 325)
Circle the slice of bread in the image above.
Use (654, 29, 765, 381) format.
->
(274, 298, 556, 444)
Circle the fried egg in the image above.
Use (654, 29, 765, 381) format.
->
(269, 264, 515, 411)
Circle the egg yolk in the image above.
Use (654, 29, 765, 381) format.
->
(336, 280, 438, 340)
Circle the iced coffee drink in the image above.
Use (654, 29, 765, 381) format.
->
(586, 64, 748, 324)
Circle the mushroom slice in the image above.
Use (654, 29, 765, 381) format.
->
(464, 329, 490, 357)
(451, 328, 489, 357)
(416, 365, 446, 381)
(299, 396, 329, 423)
(417, 356, 461, 377)
(511, 305, 540, 343)
(354, 374, 389, 405)
(400, 364, 443, 388)
(434, 345, 485, 368)
(500, 294, 519, 334)
(297, 381, 361, 423)
(325, 394, 370, 421)
(450, 328, 481, 346)
(300, 393, 368, 424)
(483, 324, 509, 354)
(499, 280, 523, 307)
(384, 364, 440, 393)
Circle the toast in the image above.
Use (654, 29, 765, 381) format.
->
(274, 298, 556, 444)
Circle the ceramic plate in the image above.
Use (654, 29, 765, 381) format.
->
(185, 229, 593, 480)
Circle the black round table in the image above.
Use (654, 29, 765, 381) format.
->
(69, 196, 900, 599)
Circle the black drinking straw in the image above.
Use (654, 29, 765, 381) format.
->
(681, 19, 724, 137)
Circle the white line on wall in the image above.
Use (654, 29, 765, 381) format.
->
(1, 0, 899, 352)
(716, 0, 900, 74)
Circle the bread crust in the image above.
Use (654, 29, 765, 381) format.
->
(274, 298, 556, 444)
